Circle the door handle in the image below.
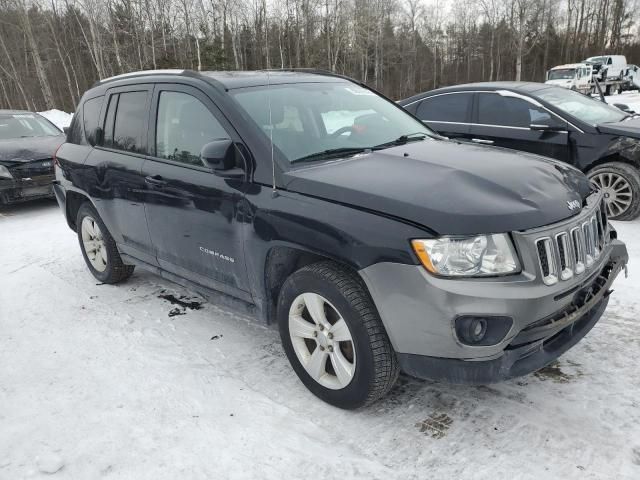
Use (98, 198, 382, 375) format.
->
(471, 138, 494, 145)
(145, 175, 167, 187)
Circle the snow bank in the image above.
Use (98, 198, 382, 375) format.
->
(604, 90, 640, 112)
(38, 109, 73, 130)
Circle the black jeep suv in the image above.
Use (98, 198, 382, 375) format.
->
(54, 70, 628, 408)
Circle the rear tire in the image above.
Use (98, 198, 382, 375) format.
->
(277, 261, 399, 409)
(76, 202, 135, 283)
(588, 162, 640, 221)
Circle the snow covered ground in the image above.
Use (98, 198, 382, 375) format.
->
(1, 200, 639, 480)
(604, 90, 640, 112)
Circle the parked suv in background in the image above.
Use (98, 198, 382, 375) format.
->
(400, 82, 640, 220)
(54, 70, 627, 408)
(0, 110, 64, 205)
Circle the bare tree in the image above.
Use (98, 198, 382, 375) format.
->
(0, 0, 639, 110)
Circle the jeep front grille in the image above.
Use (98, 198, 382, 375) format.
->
(534, 199, 608, 286)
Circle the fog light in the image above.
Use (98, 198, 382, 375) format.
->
(455, 315, 513, 346)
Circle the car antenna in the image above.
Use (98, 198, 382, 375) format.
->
(267, 69, 277, 197)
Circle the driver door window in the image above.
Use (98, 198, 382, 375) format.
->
(477, 94, 561, 129)
(155, 91, 230, 166)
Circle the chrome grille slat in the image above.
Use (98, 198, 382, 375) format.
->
(536, 237, 558, 285)
(591, 216, 600, 258)
(583, 221, 594, 266)
(571, 227, 585, 274)
(533, 197, 608, 285)
(555, 232, 573, 281)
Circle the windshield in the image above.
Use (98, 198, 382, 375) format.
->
(0, 113, 61, 140)
(586, 56, 606, 64)
(548, 69, 576, 80)
(231, 82, 433, 163)
(536, 87, 627, 125)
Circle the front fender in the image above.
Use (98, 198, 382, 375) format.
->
(242, 185, 431, 309)
(584, 135, 640, 171)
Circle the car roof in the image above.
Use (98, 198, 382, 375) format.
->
(550, 63, 589, 69)
(399, 81, 555, 104)
(202, 70, 353, 89)
(94, 69, 354, 90)
(0, 109, 34, 115)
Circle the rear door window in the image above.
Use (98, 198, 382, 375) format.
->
(416, 93, 472, 123)
(112, 91, 148, 153)
(67, 111, 83, 145)
(101, 90, 148, 153)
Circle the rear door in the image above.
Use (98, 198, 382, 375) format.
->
(470, 92, 570, 161)
(141, 83, 251, 299)
(411, 92, 473, 140)
(84, 85, 157, 266)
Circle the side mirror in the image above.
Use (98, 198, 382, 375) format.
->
(529, 123, 567, 132)
(63, 127, 69, 134)
(530, 124, 564, 131)
(201, 139, 244, 179)
(614, 103, 633, 113)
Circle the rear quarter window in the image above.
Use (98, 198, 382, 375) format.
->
(67, 109, 83, 145)
(83, 96, 104, 145)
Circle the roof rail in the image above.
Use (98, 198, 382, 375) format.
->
(93, 69, 189, 87)
(263, 68, 358, 83)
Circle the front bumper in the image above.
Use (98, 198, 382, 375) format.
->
(360, 237, 627, 383)
(397, 256, 624, 384)
(0, 175, 55, 204)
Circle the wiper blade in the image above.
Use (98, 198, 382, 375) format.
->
(292, 147, 369, 163)
(372, 132, 428, 150)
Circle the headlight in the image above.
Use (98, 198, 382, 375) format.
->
(411, 234, 520, 277)
(0, 165, 13, 179)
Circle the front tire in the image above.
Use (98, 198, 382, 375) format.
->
(588, 162, 640, 220)
(76, 202, 134, 283)
(277, 261, 399, 409)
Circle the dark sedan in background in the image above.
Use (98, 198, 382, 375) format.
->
(0, 110, 65, 205)
(399, 82, 640, 220)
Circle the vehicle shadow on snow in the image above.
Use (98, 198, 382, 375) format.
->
(0, 197, 58, 217)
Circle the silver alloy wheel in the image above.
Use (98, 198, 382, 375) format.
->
(81, 216, 108, 272)
(589, 172, 633, 218)
(288, 293, 356, 390)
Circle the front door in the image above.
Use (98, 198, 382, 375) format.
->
(470, 92, 570, 162)
(141, 84, 250, 298)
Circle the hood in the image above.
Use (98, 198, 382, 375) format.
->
(283, 140, 592, 235)
(597, 117, 640, 138)
(0, 135, 65, 164)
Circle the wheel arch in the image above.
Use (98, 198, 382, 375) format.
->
(262, 243, 366, 325)
(586, 151, 640, 173)
(65, 190, 93, 232)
